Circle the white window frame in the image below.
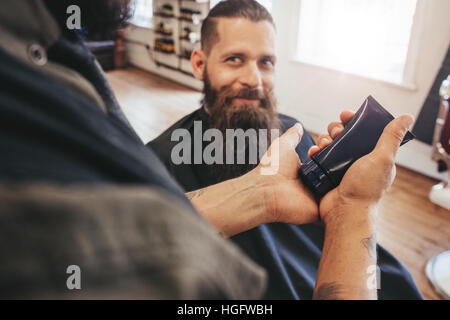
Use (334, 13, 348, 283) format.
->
(289, 0, 427, 91)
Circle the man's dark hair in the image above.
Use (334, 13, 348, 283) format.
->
(201, 0, 275, 54)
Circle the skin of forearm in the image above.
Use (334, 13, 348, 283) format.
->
(313, 204, 378, 300)
(186, 171, 273, 238)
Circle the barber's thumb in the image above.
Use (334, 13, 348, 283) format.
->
(374, 115, 414, 156)
(280, 123, 304, 150)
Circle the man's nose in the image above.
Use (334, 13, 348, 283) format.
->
(239, 61, 263, 89)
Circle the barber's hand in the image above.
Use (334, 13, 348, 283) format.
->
(188, 123, 319, 237)
(251, 123, 319, 225)
(309, 111, 414, 225)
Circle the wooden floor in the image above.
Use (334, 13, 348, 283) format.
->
(106, 67, 450, 300)
(106, 67, 202, 144)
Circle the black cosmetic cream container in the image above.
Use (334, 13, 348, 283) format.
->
(299, 96, 415, 199)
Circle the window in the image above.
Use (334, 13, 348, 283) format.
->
(130, 0, 153, 28)
(296, 0, 418, 84)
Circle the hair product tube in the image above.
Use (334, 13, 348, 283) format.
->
(299, 96, 415, 199)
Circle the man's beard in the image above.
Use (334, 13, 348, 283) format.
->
(202, 69, 281, 182)
(44, 0, 132, 40)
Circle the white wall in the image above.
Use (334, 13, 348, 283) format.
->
(272, 0, 450, 179)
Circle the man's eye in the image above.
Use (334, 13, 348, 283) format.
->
(226, 56, 242, 63)
(261, 58, 274, 67)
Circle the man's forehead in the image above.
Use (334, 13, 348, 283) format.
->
(212, 17, 276, 55)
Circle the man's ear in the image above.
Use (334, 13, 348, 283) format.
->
(191, 49, 206, 81)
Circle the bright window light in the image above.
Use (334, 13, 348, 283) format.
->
(130, 0, 153, 28)
(296, 0, 418, 84)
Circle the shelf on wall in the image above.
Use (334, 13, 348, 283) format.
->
(155, 31, 174, 37)
(178, 17, 203, 23)
(154, 49, 176, 54)
(152, 0, 209, 85)
(154, 13, 176, 18)
(179, 37, 200, 43)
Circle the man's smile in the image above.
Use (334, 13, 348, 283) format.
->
(233, 97, 260, 107)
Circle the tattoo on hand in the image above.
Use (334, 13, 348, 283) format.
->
(186, 188, 206, 200)
(313, 282, 343, 300)
(361, 234, 377, 259)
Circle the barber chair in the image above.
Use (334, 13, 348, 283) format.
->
(429, 74, 450, 209)
(426, 74, 450, 300)
(85, 40, 116, 71)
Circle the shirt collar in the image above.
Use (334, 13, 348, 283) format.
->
(202, 100, 211, 115)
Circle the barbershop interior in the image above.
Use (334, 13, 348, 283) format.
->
(108, 0, 450, 300)
(1, 0, 450, 301)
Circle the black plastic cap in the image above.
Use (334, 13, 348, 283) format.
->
(298, 159, 335, 200)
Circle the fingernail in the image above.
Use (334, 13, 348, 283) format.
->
(295, 123, 304, 135)
(331, 127, 341, 138)
(319, 137, 330, 146)
(402, 115, 414, 129)
(308, 146, 319, 157)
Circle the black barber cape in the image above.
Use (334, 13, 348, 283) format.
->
(148, 107, 424, 300)
(0, 33, 267, 299)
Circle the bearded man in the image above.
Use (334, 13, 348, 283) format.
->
(148, 0, 423, 300)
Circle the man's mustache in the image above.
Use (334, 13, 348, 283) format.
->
(224, 88, 269, 107)
(234, 88, 264, 100)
